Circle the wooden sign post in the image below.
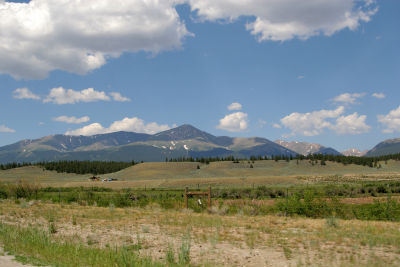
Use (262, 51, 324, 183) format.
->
(184, 186, 212, 209)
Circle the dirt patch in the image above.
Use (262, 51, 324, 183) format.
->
(1, 201, 400, 266)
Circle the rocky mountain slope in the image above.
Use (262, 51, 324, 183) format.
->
(341, 148, 368, 157)
(274, 140, 342, 156)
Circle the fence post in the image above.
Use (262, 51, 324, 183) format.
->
(185, 187, 188, 209)
(285, 188, 289, 217)
(208, 186, 211, 209)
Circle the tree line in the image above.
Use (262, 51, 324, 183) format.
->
(0, 161, 135, 175)
(166, 153, 400, 168)
(1, 152, 400, 174)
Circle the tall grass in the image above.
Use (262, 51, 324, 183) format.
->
(0, 223, 164, 267)
(2, 181, 400, 221)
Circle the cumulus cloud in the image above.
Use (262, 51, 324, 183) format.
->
(53, 116, 90, 124)
(13, 88, 40, 100)
(217, 112, 248, 132)
(378, 106, 400, 133)
(188, 0, 377, 41)
(44, 87, 110, 104)
(280, 106, 345, 136)
(15, 87, 130, 104)
(227, 102, 242, 111)
(109, 92, 131, 102)
(372, 92, 385, 99)
(333, 113, 370, 134)
(0, 0, 190, 79)
(0, 0, 377, 79)
(66, 117, 171, 136)
(0, 125, 15, 133)
(281, 106, 370, 136)
(333, 93, 364, 104)
(272, 123, 282, 129)
(66, 123, 105, 136)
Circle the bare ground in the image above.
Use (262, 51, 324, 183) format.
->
(0, 200, 400, 266)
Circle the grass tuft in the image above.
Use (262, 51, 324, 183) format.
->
(0, 223, 164, 267)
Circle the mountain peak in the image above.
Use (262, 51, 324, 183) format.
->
(152, 124, 216, 141)
(341, 148, 367, 157)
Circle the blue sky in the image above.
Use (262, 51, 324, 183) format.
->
(0, 0, 399, 151)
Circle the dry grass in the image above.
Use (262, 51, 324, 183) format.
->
(0, 200, 399, 266)
(3, 160, 400, 189)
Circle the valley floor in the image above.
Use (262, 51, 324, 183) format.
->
(0, 200, 399, 266)
(2, 160, 400, 189)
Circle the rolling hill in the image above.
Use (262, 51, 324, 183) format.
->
(0, 124, 297, 163)
(366, 138, 400, 157)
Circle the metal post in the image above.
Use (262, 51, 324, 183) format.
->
(285, 188, 289, 217)
(185, 187, 188, 209)
(208, 186, 211, 208)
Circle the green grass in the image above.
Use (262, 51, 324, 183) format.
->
(0, 223, 165, 267)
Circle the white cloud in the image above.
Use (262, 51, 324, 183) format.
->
(188, 0, 377, 41)
(0, 125, 15, 133)
(16, 87, 131, 104)
(272, 123, 282, 129)
(280, 106, 345, 136)
(297, 75, 305, 79)
(53, 116, 90, 124)
(281, 106, 370, 136)
(227, 102, 242, 111)
(333, 93, 364, 104)
(109, 92, 131, 102)
(66, 117, 171, 136)
(13, 88, 40, 100)
(333, 113, 370, 134)
(378, 106, 400, 133)
(372, 92, 385, 99)
(217, 112, 248, 132)
(257, 119, 267, 127)
(0, 0, 190, 79)
(44, 87, 110, 104)
(66, 123, 105, 136)
(0, 1, 377, 79)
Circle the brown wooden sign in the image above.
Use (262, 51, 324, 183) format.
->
(184, 186, 211, 209)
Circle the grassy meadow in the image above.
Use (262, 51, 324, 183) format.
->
(1, 159, 400, 188)
(1, 159, 400, 266)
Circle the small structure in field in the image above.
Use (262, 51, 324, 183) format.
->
(184, 186, 212, 209)
(101, 178, 118, 182)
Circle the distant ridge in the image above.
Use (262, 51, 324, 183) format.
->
(0, 124, 297, 163)
(366, 138, 400, 157)
(341, 148, 368, 157)
(274, 140, 342, 156)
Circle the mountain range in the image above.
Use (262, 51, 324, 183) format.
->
(0, 124, 297, 163)
(274, 140, 342, 156)
(0, 124, 399, 163)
